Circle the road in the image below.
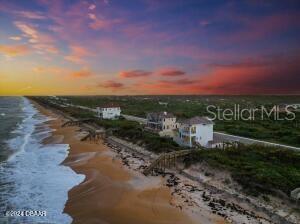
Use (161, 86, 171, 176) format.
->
(121, 114, 147, 124)
(214, 132, 300, 151)
(122, 113, 300, 151)
(55, 101, 300, 151)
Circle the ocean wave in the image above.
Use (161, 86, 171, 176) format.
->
(0, 97, 84, 224)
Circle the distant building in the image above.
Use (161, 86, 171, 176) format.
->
(175, 116, 213, 148)
(146, 112, 179, 134)
(96, 103, 121, 119)
(158, 101, 168, 106)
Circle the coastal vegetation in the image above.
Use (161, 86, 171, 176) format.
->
(185, 145, 300, 196)
(94, 118, 181, 153)
(31, 96, 180, 153)
(62, 95, 300, 147)
(31, 96, 300, 197)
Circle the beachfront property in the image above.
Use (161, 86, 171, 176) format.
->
(96, 103, 121, 119)
(146, 112, 179, 136)
(175, 116, 214, 148)
(158, 101, 168, 106)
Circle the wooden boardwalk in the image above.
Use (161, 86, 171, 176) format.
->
(143, 149, 192, 176)
(61, 118, 95, 127)
(60, 117, 106, 142)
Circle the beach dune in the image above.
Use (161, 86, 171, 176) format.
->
(34, 102, 222, 224)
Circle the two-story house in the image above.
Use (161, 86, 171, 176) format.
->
(96, 103, 121, 119)
(146, 112, 178, 134)
(175, 116, 213, 147)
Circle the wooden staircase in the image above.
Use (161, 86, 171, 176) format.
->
(61, 118, 95, 127)
(143, 149, 192, 176)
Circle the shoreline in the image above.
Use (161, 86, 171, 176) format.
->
(31, 101, 221, 223)
(30, 99, 299, 224)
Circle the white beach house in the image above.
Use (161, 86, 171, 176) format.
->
(96, 103, 121, 119)
(175, 116, 214, 148)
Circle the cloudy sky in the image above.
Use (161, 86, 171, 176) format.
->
(0, 0, 300, 95)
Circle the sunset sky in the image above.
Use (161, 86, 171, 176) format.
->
(0, 0, 300, 95)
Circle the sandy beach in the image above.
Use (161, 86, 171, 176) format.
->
(32, 102, 224, 224)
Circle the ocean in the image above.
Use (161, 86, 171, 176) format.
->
(0, 97, 84, 224)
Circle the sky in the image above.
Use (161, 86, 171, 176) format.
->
(0, 0, 300, 95)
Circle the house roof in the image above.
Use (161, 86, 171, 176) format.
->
(100, 103, 120, 108)
(180, 116, 213, 125)
(147, 112, 175, 120)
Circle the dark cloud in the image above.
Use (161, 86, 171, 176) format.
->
(120, 70, 152, 78)
(98, 80, 124, 88)
(159, 69, 186, 76)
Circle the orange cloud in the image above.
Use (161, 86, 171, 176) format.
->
(0, 44, 30, 57)
(69, 69, 92, 78)
(120, 70, 152, 78)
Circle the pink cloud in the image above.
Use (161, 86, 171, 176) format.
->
(129, 53, 300, 94)
(9, 36, 22, 41)
(88, 4, 96, 10)
(88, 14, 121, 30)
(14, 10, 46, 20)
(0, 44, 30, 57)
(195, 54, 300, 94)
(14, 21, 38, 42)
(64, 45, 92, 64)
(14, 21, 58, 54)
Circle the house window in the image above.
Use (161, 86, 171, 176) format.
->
(191, 126, 196, 134)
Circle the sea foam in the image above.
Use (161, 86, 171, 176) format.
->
(0, 98, 84, 224)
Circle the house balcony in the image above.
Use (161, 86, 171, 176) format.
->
(179, 130, 197, 137)
(146, 121, 162, 131)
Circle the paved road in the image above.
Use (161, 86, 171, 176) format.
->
(214, 132, 300, 151)
(121, 114, 300, 151)
(121, 114, 147, 124)
(59, 104, 299, 151)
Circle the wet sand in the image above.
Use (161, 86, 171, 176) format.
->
(32, 102, 223, 224)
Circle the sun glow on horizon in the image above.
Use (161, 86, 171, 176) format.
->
(1, 0, 300, 96)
